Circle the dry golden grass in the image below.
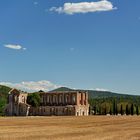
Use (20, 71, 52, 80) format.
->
(0, 116, 140, 140)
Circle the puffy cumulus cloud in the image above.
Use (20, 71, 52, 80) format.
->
(4, 44, 26, 50)
(0, 80, 60, 92)
(50, 0, 117, 15)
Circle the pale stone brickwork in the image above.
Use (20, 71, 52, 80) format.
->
(6, 89, 29, 116)
(6, 89, 89, 116)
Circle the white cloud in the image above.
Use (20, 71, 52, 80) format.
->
(50, 0, 117, 15)
(70, 47, 75, 51)
(95, 88, 109, 91)
(0, 80, 60, 92)
(4, 44, 26, 50)
(33, 1, 38, 5)
(22, 47, 27, 50)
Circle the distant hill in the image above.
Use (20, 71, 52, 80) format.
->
(50, 87, 74, 92)
(0, 85, 139, 100)
(50, 87, 140, 99)
(1, 85, 138, 99)
(87, 90, 139, 99)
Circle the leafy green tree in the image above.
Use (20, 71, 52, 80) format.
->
(27, 93, 41, 107)
(0, 97, 7, 116)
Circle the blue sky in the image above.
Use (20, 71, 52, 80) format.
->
(0, 0, 140, 94)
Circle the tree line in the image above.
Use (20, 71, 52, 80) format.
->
(89, 97, 140, 115)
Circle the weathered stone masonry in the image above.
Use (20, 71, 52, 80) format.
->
(6, 89, 89, 116)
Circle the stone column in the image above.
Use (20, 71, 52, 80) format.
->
(76, 92, 79, 105)
(73, 94, 76, 105)
(26, 106, 30, 116)
(70, 94, 72, 105)
(86, 92, 88, 105)
(81, 93, 83, 105)
(47, 94, 49, 104)
(59, 94, 62, 105)
(64, 94, 67, 105)
(45, 94, 47, 106)
(56, 94, 58, 105)
(50, 95, 52, 105)
(70, 94, 73, 105)
(62, 93, 64, 105)
(83, 93, 85, 105)
(68, 94, 70, 105)
(58, 94, 59, 105)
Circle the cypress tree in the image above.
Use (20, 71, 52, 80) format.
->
(93, 106, 96, 115)
(116, 103, 118, 115)
(136, 106, 139, 115)
(99, 105, 101, 115)
(104, 104, 107, 115)
(113, 99, 116, 115)
(131, 104, 134, 115)
(120, 104, 123, 115)
(109, 106, 112, 115)
(126, 104, 129, 115)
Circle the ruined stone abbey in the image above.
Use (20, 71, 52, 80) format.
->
(6, 89, 89, 116)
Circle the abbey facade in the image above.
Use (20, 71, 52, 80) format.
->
(6, 89, 89, 116)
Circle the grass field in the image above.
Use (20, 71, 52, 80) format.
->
(0, 116, 140, 140)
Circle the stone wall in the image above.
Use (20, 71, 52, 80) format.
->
(29, 106, 75, 116)
(6, 89, 89, 116)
